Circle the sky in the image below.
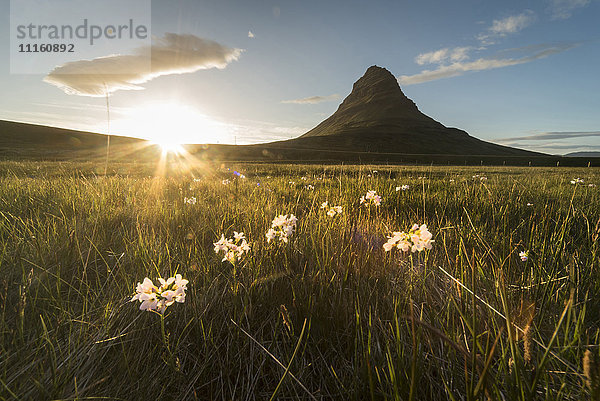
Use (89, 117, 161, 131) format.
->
(1, 0, 599, 155)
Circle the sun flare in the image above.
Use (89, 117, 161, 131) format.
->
(113, 102, 227, 150)
(154, 140, 185, 155)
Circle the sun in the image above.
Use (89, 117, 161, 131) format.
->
(114, 102, 227, 152)
(153, 139, 184, 155)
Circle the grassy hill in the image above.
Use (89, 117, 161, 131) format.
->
(0, 120, 156, 160)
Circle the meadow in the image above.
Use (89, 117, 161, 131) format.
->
(0, 160, 599, 400)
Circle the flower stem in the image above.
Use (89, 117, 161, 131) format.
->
(160, 312, 177, 370)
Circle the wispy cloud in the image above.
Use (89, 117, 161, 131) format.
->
(415, 47, 470, 65)
(281, 94, 340, 104)
(510, 143, 600, 150)
(494, 141, 600, 155)
(44, 33, 242, 96)
(227, 120, 308, 143)
(497, 131, 600, 142)
(490, 11, 536, 35)
(477, 10, 536, 45)
(398, 42, 577, 85)
(549, 0, 590, 19)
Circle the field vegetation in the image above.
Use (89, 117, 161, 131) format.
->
(1, 160, 599, 400)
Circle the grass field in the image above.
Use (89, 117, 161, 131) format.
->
(1, 160, 599, 400)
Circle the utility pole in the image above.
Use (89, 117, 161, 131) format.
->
(104, 84, 110, 176)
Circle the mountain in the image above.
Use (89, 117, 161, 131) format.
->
(264, 66, 543, 156)
(565, 151, 600, 157)
(301, 65, 446, 138)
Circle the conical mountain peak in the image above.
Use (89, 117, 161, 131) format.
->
(301, 65, 442, 138)
(348, 66, 409, 101)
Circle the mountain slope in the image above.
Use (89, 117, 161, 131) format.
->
(0, 120, 153, 159)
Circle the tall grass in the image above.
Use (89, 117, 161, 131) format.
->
(0, 161, 599, 400)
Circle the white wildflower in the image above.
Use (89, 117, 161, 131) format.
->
(361, 190, 382, 207)
(131, 274, 188, 314)
(184, 196, 197, 205)
(383, 224, 433, 254)
(325, 205, 343, 217)
(519, 251, 529, 262)
(214, 232, 251, 264)
(266, 214, 297, 244)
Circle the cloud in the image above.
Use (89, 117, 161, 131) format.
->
(248, 31, 255, 38)
(281, 94, 340, 104)
(398, 42, 577, 85)
(44, 33, 242, 96)
(549, 0, 590, 19)
(226, 119, 308, 143)
(496, 131, 600, 142)
(495, 141, 600, 155)
(490, 11, 536, 35)
(477, 10, 536, 45)
(415, 47, 470, 65)
(513, 143, 600, 150)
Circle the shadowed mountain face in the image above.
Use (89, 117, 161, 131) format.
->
(267, 66, 543, 156)
(302, 65, 445, 138)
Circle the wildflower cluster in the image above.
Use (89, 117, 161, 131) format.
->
(214, 232, 251, 264)
(184, 196, 197, 205)
(383, 224, 434, 253)
(396, 185, 409, 191)
(360, 190, 382, 207)
(131, 274, 188, 314)
(266, 214, 297, 243)
(321, 201, 343, 217)
(571, 178, 584, 185)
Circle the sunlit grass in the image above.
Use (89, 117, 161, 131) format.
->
(0, 161, 599, 399)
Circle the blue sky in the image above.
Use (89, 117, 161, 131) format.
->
(1, 0, 599, 154)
